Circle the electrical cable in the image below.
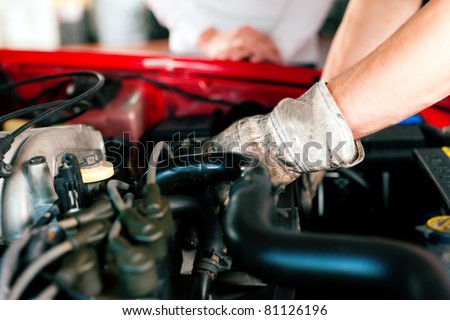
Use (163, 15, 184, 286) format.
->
(33, 283, 59, 300)
(32, 203, 61, 228)
(147, 141, 173, 184)
(121, 74, 237, 107)
(55, 203, 114, 230)
(4, 219, 110, 299)
(124, 193, 135, 207)
(0, 201, 63, 298)
(1, 202, 108, 293)
(7, 241, 73, 300)
(0, 72, 101, 91)
(0, 101, 92, 130)
(108, 219, 122, 242)
(0, 101, 65, 124)
(9, 72, 104, 138)
(0, 72, 104, 179)
(0, 230, 37, 299)
(106, 180, 131, 213)
(28, 79, 73, 106)
(6, 219, 110, 299)
(33, 100, 93, 127)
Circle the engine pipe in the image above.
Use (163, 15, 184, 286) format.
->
(168, 195, 225, 256)
(167, 195, 229, 300)
(155, 152, 255, 193)
(188, 271, 213, 301)
(224, 166, 450, 299)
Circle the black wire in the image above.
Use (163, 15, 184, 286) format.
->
(0, 71, 33, 108)
(0, 72, 100, 91)
(4, 72, 105, 138)
(1, 71, 234, 108)
(28, 79, 73, 105)
(0, 100, 92, 129)
(118, 74, 237, 107)
(34, 101, 92, 127)
(0, 100, 66, 124)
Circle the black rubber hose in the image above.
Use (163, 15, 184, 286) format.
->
(167, 195, 224, 256)
(166, 195, 225, 300)
(155, 152, 255, 193)
(188, 271, 212, 300)
(155, 153, 248, 300)
(224, 166, 450, 299)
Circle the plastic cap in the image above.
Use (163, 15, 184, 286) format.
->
(80, 161, 114, 183)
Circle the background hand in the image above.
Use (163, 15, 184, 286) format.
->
(197, 26, 282, 64)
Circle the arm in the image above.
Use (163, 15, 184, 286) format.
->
(329, 0, 450, 138)
(210, 0, 450, 187)
(322, 0, 422, 80)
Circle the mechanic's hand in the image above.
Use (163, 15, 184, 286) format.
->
(197, 26, 282, 64)
(204, 81, 365, 187)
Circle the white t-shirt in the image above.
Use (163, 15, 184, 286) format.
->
(146, 0, 334, 65)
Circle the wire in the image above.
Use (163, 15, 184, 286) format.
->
(32, 203, 61, 228)
(33, 283, 59, 300)
(107, 180, 131, 213)
(108, 218, 122, 242)
(7, 241, 73, 300)
(121, 74, 237, 107)
(0, 202, 61, 298)
(0, 101, 63, 124)
(124, 193, 135, 207)
(0, 72, 99, 91)
(1, 202, 112, 299)
(1, 206, 78, 298)
(147, 141, 173, 184)
(0, 230, 37, 299)
(0, 71, 104, 178)
(54, 208, 115, 230)
(10, 72, 104, 138)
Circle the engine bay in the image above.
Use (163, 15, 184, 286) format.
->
(0, 49, 449, 300)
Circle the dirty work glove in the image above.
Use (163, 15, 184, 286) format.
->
(206, 81, 365, 186)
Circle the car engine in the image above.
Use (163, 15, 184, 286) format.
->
(0, 50, 449, 300)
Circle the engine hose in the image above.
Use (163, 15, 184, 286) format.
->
(188, 271, 212, 300)
(167, 195, 227, 300)
(155, 152, 256, 194)
(167, 195, 224, 256)
(224, 166, 450, 299)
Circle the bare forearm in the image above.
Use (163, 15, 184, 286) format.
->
(328, 0, 450, 139)
(322, 0, 422, 80)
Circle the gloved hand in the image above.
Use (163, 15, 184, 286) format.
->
(205, 81, 365, 187)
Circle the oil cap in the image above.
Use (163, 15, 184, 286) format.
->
(426, 216, 450, 244)
(80, 160, 114, 183)
(416, 215, 450, 277)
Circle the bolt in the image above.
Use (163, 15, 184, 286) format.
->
(0, 161, 12, 178)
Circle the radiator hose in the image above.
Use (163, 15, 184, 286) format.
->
(224, 165, 450, 299)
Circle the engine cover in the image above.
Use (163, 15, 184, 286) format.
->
(0, 124, 105, 243)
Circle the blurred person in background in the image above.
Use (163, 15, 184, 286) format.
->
(145, 0, 335, 66)
(92, 0, 151, 45)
